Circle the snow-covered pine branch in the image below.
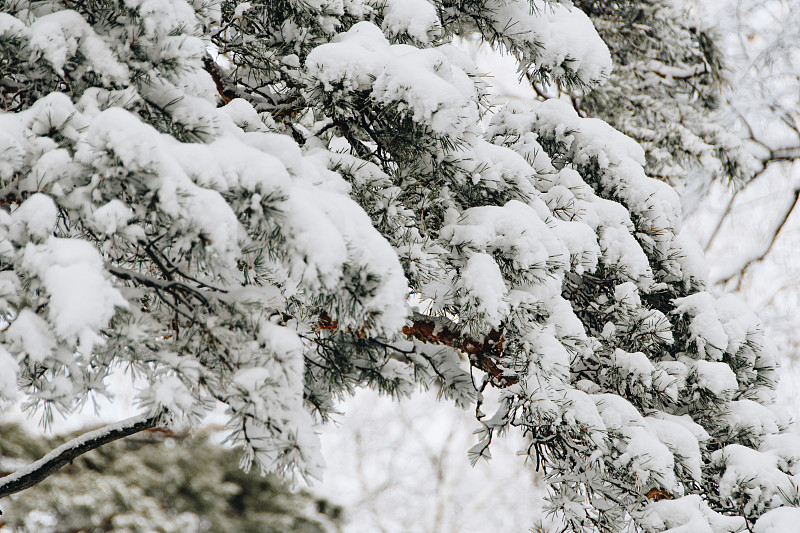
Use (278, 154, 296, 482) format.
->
(0, 413, 160, 500)
(0, 0, 798, 530)
(573, 0, 761, 199)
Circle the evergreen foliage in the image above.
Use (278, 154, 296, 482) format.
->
(0, 0, 797, 531)
(0, 423, 342, 532)
(571, 0, 759, 193)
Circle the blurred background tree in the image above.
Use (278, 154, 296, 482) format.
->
(0, 423, 342, 533)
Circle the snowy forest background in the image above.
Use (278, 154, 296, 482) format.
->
(3, 0, 800, 531)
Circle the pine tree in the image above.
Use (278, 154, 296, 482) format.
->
(0, 1, 798, 531)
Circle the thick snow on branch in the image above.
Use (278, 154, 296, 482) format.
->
(0, 0, 797, 530)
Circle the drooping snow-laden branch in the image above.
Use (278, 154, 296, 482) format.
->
(0, 413, 161, 501)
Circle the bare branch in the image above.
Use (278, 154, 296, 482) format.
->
(716, 187, 800, 288)
(704, 189, 740, 252)
(703, 113, 800, 253)
(105, 264, 223, 304)
(768, 146, 800, 162)
(0, 413, 161, 500)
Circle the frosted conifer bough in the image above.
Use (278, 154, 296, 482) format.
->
(571, 0, 760, 196)
(0, 0, 798, 531)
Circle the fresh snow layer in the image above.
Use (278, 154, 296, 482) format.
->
(485, 0, 611, 85)
(307, 21, 480, 137)
(381, 0, 440, 43)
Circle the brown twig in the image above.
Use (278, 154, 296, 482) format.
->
(401, 315, 515, 387)
(203, 54, 233, 104)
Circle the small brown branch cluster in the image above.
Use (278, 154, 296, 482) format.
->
(402, 318, 516, 387)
